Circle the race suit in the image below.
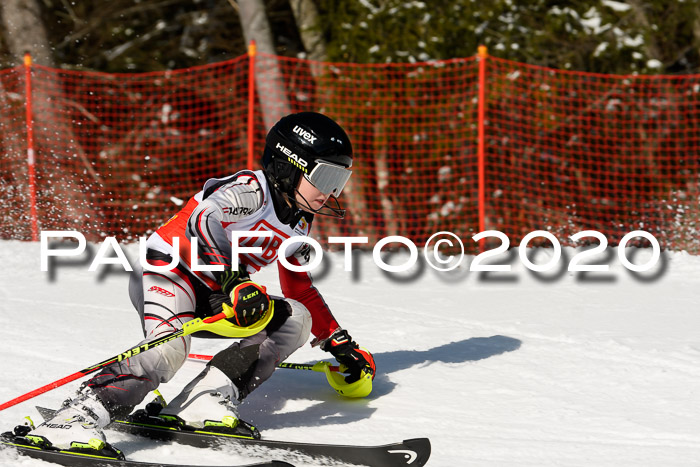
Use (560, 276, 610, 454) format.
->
(88, 170, 340, 415)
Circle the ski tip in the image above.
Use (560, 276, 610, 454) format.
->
(243, 462, 294, 467)
(400, 438, 432, 466)
(35, 406, 55, 421)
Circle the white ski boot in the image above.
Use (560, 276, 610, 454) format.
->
(160, 365, 242, 430)
(28, 386, 119, 457)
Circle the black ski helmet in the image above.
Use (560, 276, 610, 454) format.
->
(262, 112, 353, 198)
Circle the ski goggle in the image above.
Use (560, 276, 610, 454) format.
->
(305, 160, 352, 196)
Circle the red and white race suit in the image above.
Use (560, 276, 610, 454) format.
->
(146, 169, 339, 340)
(87, 170, 341, 414)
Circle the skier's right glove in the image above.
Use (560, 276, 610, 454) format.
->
(321, 329, 376, 384)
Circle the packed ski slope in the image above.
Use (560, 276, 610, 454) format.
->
(0, 240, 698, 466)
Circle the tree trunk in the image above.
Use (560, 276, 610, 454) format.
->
(235, 0, 291, 130)
(0, 72, 32, 239)
(289, 0, 327, 63)
(1, 0, 98, 237)
(695, 6, 700, 62)
(0, 0, 53, 66)
(626, 0, 664, 65)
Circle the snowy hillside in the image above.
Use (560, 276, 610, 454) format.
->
(0, 240, 698, 466)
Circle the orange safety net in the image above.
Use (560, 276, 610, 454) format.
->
(2, 58, 249, 240)
(485, 57, 700, 251)
(0, 67, 29, 239)
(253, 53, 480, 248)
(0, 52, 699, 253)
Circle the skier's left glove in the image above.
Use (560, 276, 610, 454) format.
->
(218, 263, 251, 295)
(213, 264, 270, 327)
(321, 329, 376, 383)
(208, 264, 252, 316)
(221, 281, 271, 327)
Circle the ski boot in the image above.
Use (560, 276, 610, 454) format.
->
(13, 386, 124, 459)
(130, 366, 260, 439)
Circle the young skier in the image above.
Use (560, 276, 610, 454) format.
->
(27, 111, 376, 455)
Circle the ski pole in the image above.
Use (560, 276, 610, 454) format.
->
(278, 361, 342, 372)
(188, 353, 341, 372)
(0, 307, 269, 412)
(187, 354, 372, 398)
(281, 361, 372, 398)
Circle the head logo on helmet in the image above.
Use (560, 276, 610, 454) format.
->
(274, 142, 309, 172)
(262, 112, 353, 218)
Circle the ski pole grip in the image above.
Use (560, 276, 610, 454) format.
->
(203, 311, 228, 324)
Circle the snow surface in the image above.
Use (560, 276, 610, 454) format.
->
(0, 240, 698, 466)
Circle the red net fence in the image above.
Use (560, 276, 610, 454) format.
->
(485, 57, 700, 253)
(0, 57, 250, 240)
(1, 49, 699, 253)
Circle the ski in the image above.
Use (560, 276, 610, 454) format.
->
(37, 407, 431, 467)
(1, 435, 293, 467)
